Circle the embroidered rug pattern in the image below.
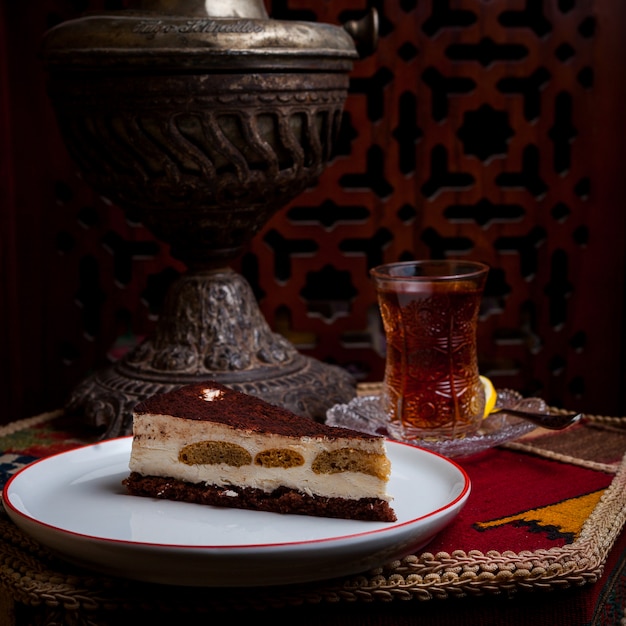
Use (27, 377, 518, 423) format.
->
(0, 409, 624, 617)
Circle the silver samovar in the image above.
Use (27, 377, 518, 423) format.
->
(41, 0, 377, 436)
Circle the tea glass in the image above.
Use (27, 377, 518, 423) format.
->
(370, 260, 489, 441)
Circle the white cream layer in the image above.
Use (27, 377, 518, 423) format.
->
(129, 413, 392, 502)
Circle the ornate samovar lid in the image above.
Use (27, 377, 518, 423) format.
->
(41, 0, 369, 71)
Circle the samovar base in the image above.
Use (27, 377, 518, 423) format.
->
(65, 268, 357, 438)
(66, 353, 356, 439)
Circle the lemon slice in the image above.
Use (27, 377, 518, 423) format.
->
(480, 375, 497, 418)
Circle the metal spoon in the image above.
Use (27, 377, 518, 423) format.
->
(489, 407, 583, 430)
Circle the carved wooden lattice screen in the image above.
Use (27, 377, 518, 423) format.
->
(251, 0, 626, 414)
(3, 0, 625, 421)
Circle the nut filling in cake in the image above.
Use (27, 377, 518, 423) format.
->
(123, 382, 396, 522)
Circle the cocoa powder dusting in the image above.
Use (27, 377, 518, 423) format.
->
(133, 381, 379, 440)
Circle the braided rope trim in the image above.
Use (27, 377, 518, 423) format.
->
(0, 410, 64, 438)
(0, 452, 624, 611)
(0, 409, 625, 612)
(502, 440, 619, 474)
(503, 411, 626, 473)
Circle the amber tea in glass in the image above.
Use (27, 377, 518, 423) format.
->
(370, 260, 489, 441)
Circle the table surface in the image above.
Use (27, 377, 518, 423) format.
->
(0, 406, 625, 626)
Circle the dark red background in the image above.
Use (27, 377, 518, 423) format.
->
(2, 1, 626, 424)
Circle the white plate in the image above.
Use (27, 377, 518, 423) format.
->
(2, 437, 469, 587)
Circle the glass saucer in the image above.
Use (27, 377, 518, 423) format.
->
(326, 389, 546, 458)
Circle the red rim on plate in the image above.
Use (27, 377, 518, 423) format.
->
(3, 437, 470, 586)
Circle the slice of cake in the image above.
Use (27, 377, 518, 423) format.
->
(123, 382, 396, 522)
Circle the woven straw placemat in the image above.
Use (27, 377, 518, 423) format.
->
(0, 408, 625, 616)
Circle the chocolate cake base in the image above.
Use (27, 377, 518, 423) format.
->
(123, 472, 397, 522)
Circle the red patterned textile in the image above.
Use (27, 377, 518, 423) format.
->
(0, 413, 624, 625)
(432, 447, 613, 554)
